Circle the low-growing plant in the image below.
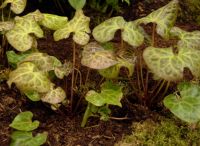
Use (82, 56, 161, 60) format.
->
(9, 111, 48, 146)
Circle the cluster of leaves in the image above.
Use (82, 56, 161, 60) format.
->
(9, 111, 47, 146)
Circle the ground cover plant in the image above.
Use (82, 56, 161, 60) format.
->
(0, 0, 200, 145)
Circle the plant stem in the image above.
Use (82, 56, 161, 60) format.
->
(140, 56, 145, 90)
(81, 103, 92, 127)
(85, 68, 91, 84)
(160, 81, 170, 100)
(151, 23, 156, 46)
(70, 42, 76, 111)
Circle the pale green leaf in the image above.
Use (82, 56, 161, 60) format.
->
(39, 14, 68, 30)
(24, 91, 41, 101)
(99, 57, 135, 78)
(54, 62, 72, 79)
(6, 16, 43, 52)
(10, 131, 48, 146)
(0, 0, 27, 14)
(68, 0, 86, 10)
(164, 82, 200, 123)
(7, 62, 51, 93)
(143, 46, 200, 81)
(122, 22, 144, 47)
(137, 0, 178, 39)
(21, 52, 62, 72)
(170, 26, 200, 50)
(92, 16, 125, 43)
(41, 86, 66, 104)
(86, 81, 123, 107)
(9, 111, 39, 131)
(0, 21, 14, 31)
(81, 42, 118, 69)
(23, 10, 44, 22)
(54, 10, 90, 45)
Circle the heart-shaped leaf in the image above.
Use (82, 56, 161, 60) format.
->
(23, 10, 44, 22)
(137, 0, 178, 39)
(6, 16, 43, 51)
(122, 22, 144, 47)
(21, 53, 62, 72)
(143, 46, 200, 81)
(98, 57, 135, 78)
(164, 82, 200, 123)
(54, 10, 90, 45)
(81, 42, 118, 69)
(86, 81, 123, 107)
(39, 14, 68, 30)
(41, 86, 66, 104)
(7, 62, 51, 93)
(0, 21, 14, 31)
(0, 0, 27, 14)
(10, 131, 47, 146)
(170, 27, 200, 50)
(9, 111, 39, 131)
(92, 16, 125, 43)
(68, 0, 86, 10)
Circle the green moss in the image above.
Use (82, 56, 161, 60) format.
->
(116, 118, 200, 146)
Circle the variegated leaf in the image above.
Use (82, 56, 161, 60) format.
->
(170, 27, 200, 50)
(6, 16, 43, 51)
(92, 16, 125, 43)
(21, 53, 62, 72)
(0, 0, 27, 14)
(122, 22, 144, 47)
(54, 62, 72, 79)
(39, 14, 68, 30)
(143, 46, 200, 81)
(41, 86, 66, 104)
(86, 81, 123, 107)
(54, 9, 90, 45)
(0, 21, 14, 31)
(7, 62, 51, 93)
(23, 10, 44, 22)
(81, 42, 118, 69)
(137, 0, 178, 39)
(98, 57, 135, 78)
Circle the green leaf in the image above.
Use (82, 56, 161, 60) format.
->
(122, 22, 144, 47)
(6, 50, 31, 68)
(122, 0, 130, 5)
(39, 14, 68, 30)
(6, 16, 43, 52)
(68, 0, 86, 10)
(21, 52, 62, 72)
(170, 27, 200, 50)
(99, 57, 135, 78)
(23, 10, 44, 22)
(54, 62, 72, 79)
(0, 21, 14, 31)
(10, 131, 48, 146)
(137, 0, 178, 39)
(0, 0, 27, 14)
(7, 62, 51, 93)
(86, 81, 123, 107)
(24, 91, 41, 101)
(41, 86, 66, 105)
(81, 42, 118, 69)
(143, 46, 200, 81)
(54, 10, 90, 45)
(164, 82, 200, 123)
(9, 111, 39, 131)
(98, 106, 111, 121)
(92, 16, 125, 43)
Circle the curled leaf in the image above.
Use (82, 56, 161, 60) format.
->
(137, 0, 178, 39)
(86, 81, 123, 107)
(6, 16, 43, 51)
(39, 14, 68, 30)
(54, 10, 90, 45)
(7, 62, 51, 93)
(170, 27, 200, 50)
(164, 82, 200, 123)
(0, 0, 27, 14)
(9, 111, 39, 131)
(81, 42, 118, 69)
(92, 16, 125, 43)
(143, 46, 200, 81)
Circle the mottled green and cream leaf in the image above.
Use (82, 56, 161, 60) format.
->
(0, 21, 14, 31)
(54, 10, 90, 45)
